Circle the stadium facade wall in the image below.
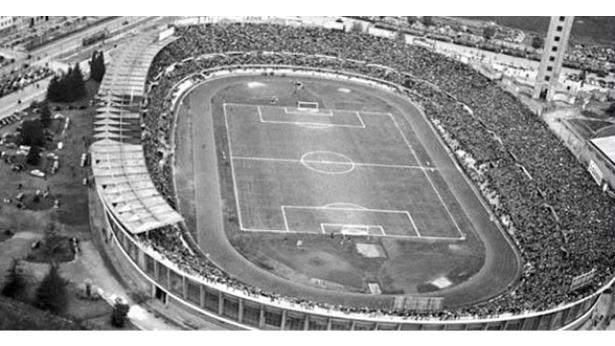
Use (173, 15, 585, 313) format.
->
(94, 187, 601, 330)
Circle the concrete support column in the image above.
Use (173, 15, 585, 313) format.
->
(258, 306, 265, 328)
(280, 310, 286, 330)
(217, 292, 224, 315)
(199, 284, 205, 308)
(238, 298, 244, 322)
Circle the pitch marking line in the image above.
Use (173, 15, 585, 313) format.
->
(223, 103, 247, 232)
(283, 107, 333, 117)
(387, 112, 466, 240)
(243, 227, 460, 240)
(320, 223, 386, 236)
(224, 103, 464, 241)
(281, 205, 423, 238)
(257, 105, 366, 129)
(225, 102, 392, 116)
(230, 155, 438, 172)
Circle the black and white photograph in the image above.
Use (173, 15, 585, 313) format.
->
(1, 2, 615, 343)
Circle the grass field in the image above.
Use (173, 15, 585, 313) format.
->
(223, 103, 463, 241)
(175, 75, 520, 308)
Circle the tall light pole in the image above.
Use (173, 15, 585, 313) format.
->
(532, 16, 574, 101)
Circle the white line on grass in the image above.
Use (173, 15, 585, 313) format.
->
(225, 102, 392, 115)
(282, 205, 422, 238)
(223, 103, 247, 232)
(231, 155, 438, 171)
(283, 107, 333, 117)
(387, 112, 466, 239)
(225, 102, 461, 240)
(320, 223, 386, 237)
(256, 103, 365, 128)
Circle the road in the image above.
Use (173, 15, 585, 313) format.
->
(0, 17, 153, 76)
(0, 16, 165, 120)
(0, 76, 50, 118)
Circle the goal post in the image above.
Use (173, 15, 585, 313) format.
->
(297, 101, 319, 112)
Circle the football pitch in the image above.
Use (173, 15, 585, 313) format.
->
(223, 103, 466, 241)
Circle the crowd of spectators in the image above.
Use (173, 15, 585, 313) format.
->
(0, 64, 51, 98)
(133, 22, 615, 320)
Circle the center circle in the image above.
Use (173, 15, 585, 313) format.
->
(300, 150, 356, 175)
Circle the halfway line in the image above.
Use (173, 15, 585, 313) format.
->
(231, 155, 438, 171)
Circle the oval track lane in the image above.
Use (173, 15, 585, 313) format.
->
(175, 73, 521, 310)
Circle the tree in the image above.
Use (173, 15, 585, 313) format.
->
(1, 258, 26, 300)
(69, 63, 86, 101)
(531, 35, 544, 50)
(40, 101, 51, 128)
(110, 298, 130, 327)
(483, 26, 497, 40)
(35, 263, 69, 315)
(26, 145, 41, 166)
(89, 51, 106, 83)
(46, 75, 61, 102)
(606, 102, 615, 117)
(46, 63, 86, 103)
(406, 17, 418, 26)
(19, 119, 46, 148)
(98, 52, 106, 81)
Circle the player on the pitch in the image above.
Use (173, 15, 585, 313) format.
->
(293, 80, 303, 94)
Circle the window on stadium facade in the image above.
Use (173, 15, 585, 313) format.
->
(537, 312, 555, 330)
(485, 321, 505, 330)
(444, 323, 466, 331)
(128, 240, 138, 262)
(420, 324, 445, 331)
(284, 312, 306, 330)
(185, 278, 201, 306)
(157, 265, 168, 288)
(241, 301, 261, 327)
(145, 254, 156, 277)
(263, 308, 283, 328)
(169, 270, 184, 297)
(222, 296, 239, 320)
(505, 319, 522, 330)
(466, 323, 486, 331)
(521, 316, 541, 330)
(202, 288, 219, 312)
(400, 323, 421, 331)
(307, 316, 329, 330)
(353, 322, 376, 331)
(330, 319, 351, 330)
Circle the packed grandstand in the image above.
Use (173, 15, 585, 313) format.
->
(120, 22, 615, 320)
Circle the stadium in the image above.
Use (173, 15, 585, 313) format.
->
(90, 17, 615, 330)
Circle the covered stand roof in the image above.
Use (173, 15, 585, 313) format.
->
(91, 32, 181, 235)
(591, 135, 615, 164)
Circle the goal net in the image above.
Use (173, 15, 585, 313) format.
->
(297, 101, 319, 112)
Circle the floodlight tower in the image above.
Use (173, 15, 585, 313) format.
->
(532, 16, 574, 101)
